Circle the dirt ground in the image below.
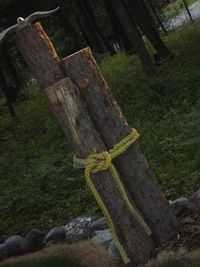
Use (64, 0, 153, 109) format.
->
(1, 241, 200, 267)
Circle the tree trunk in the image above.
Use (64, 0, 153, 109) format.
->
(15, 22, 156, 266)
(16, 23, 65, 89)
(103, 0, 133, 52)
(82, 0, 116, 55)
(56, 6, 85, 51)
(1, 43, 24, 92)
(127, 0, 170, 59)
(73, 0, 106, 54)
(105, 0, 155, 75)
(0, 69, 16, 118)
(148, 0, 168, 35)
(182, 0, 193, 22)
(61, 47, 178, 243)
(46, 78, 155, 265)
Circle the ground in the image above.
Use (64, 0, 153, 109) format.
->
(1, 243, 200, 267)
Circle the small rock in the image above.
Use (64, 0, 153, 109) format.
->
(90, 217, 108, 231)
(91, 229, 112, 246)
(169, 197, 189, 214)
(65, 216, 94, 243)
(108, 241, 120, 257)
(4, 235, 27, 257)
(44, 226, 66, 245)
(25, 229, 44, 252)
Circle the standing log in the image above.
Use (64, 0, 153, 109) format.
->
(45, 78, 155, 266)
(61, 47, 178, 243)
(16, 22, 65, 89)
(15, 22, 156, 266)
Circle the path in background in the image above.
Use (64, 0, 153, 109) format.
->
(166, 0, 200, 29)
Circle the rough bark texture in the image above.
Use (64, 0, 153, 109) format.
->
(16, 22, 65, 89)
(73, 0, 106, 54)
(82, 0, 116, 55)
(0, 69, 16, 117)
(103, 0, 133, 52)
(15, 22, 156, 265)
(45, 78, 155, 266)
(61, 47, 178, 243)
(127, 0, 170, 58)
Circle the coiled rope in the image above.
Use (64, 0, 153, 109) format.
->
(73, 128, 151, 264)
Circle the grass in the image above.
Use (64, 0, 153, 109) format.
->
(0, 22, 200, 240)
(163, 0, 197, 20)
(0, 256, 85, 267)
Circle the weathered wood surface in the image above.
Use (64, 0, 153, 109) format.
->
(16, 22, 65, 88)
(15, 23, 156, 265)
(45, 77, 155, 266)
(61, 47, 178, 243)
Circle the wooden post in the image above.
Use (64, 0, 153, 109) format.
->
(15, 22, 156, 266)
(61, 47, 178, 243)
(16, 22, 65, 88)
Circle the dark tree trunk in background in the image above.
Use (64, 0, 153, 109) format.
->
(103, 0, 133, 52)
(108, 0, 155, 75)
(127, 0, 170, 59)
(149, 0, 167, 34)
(72, 0, 107, 54)
(82, 0, 116, 55)
(182, 0, 193, 22)
(57, 1, 86, 51)
(1, 43, 24, 92)
(0, 69, 16, 118)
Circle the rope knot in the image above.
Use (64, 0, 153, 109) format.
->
(87, 151, 112, 173)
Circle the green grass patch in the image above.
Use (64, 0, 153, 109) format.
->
(0, 22, 200, 239)
(0, 256, 85, 267)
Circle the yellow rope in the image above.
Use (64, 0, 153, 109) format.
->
(73, 128, 152, 264)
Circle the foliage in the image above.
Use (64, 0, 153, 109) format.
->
(0, 22, 200, 239)
(0, 256, 85, 267)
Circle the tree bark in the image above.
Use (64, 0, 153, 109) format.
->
(103, 0, 133, 52)
(82, 0, 116, 55)
(1, 43, 24, 92)
(61, 47, 178, 243)
(15, 22, 156, 266)
(16, 22, 65, 89)
(109, 0, 155, 75)
(73, 0, 106, 54)
(148, 0, 168, 35)
(46, 78, 155, 266)
(0, 69, 16, 118)
(56, 5, 85, 52)
(127, 0, 170, 59)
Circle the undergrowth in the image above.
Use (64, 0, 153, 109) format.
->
(0, 23, 200, 239)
